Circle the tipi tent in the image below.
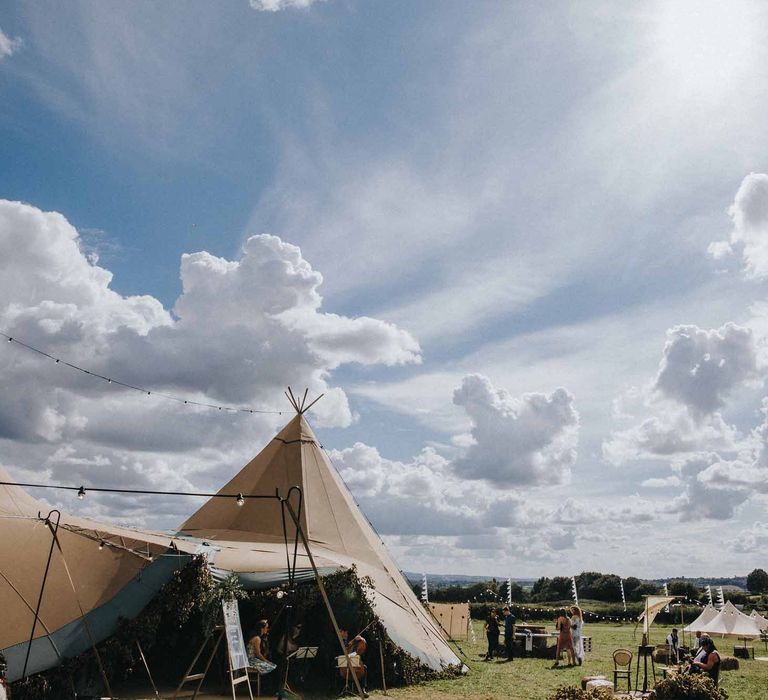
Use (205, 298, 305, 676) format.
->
(698, 601, 763, 638)
(179, 412, 461, 671)
(0, 471, 197, 682)
(684, 604, 720, 633)
(749, 609, 768, 632)
(1, 410, 460, 684)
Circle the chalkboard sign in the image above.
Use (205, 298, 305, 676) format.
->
(222, 600, 249, 671)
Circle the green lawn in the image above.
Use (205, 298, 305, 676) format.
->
(127, 620, 768, 699)
(381, 620, 768, 700)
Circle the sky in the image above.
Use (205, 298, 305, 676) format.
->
(1, 0, 768, 580)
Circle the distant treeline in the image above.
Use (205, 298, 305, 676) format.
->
(413, 569, 768, 605)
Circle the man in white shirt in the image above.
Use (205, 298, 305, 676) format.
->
(666, 628, 680, 662)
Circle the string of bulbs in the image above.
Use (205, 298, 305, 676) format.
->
(1, 331, 284, 415)
(0, 480, 280, 508)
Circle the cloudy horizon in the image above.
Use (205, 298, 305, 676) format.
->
(1, 1, 767, 580)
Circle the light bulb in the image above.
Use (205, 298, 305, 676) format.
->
(236, 493, 245, 507)
(77, 486, 86, 500)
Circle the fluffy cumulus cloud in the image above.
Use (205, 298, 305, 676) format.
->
(602, 316, 768, 523)
(732, 522, 768, 553)
(329, 442, 524, 536)
(708, 173, 768, 277)
(451, 374, 579, 487)
(0, 199, 419, 524)
(249, 0, 322, 11)
(0, 26, 22, 60)
(331, 441, 605, 565)
(603, 409, 739, 465)
(603, 322, 758, 465)
(654, 323, 759, 415)
(666, 453, 756, 521)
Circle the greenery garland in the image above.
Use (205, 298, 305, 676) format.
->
(12, 557, 459, 699)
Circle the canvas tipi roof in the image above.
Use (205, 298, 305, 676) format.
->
(0, 411, 460, 682)
(698, 601, 763, 638)
(684, 604, 720, 633)
(0, 468, 196, 682)
(179, 413, 461, 671)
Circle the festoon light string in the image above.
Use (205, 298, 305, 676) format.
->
(1, 331, 283, 415)
(0, 478, 280, 560)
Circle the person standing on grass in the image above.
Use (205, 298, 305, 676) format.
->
(666, 628, 680, 663)
(552, 608, 574, 668)
(570, 605, 584, 666)
(484, 610, 500, 660)
(502, 606, 515, 662)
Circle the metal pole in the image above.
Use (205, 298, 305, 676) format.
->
(282, 497, 366, 699)
(378, 622, 387, 696)
(23, 509, 61, 679)
(136, 641, 160, 698)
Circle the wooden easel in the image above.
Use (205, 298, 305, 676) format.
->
(174, 622, 254, 700)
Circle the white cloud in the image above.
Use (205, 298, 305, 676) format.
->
(708, 173, 768, 278)
(666, 453, 754, 521)
(654, 323, 759, 416)
(0, 199, 420, 524)
(603, 322, 757, 465)
(329, 441, 524, 536)
(603, 409, 739, 465)
(451, 374, 578, 487)
(731, 522, 768, 553)
(249, 0, 322, 10)
(641, 476, 681, 488)
(0, 27, 22, 60)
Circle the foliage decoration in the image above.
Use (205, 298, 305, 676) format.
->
(11, 558, 455, 699)
(547, 685, 614, 700)
(654, 673, 729, 700)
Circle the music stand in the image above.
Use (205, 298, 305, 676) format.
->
(291, 647, 318, 660)
(282, 646, 318, 696)
(336, 654, 362, 697)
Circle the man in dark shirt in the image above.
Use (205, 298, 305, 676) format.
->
(502, 606, 516, 661)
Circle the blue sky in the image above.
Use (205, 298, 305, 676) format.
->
(1, 0, 768, 578)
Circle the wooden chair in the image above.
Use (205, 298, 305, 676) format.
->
(613, 648, 632, 692)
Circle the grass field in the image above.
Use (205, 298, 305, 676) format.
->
(381, 620, 768, 700)
(127, 619, 768, 699)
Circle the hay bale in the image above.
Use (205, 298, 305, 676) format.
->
(581, 675, 607, 690)
(720, 655, 739, 671)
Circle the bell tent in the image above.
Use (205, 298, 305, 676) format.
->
(683, 604, 720, 633)
(698, 601, 763, 638)
(749, 609, 768, 632)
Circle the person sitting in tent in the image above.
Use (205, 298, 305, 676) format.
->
(248, 620, 277, 676)
(688, 637, 720, 683)
(277, 622, 304, 658)
(339, 627, 369, 697)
